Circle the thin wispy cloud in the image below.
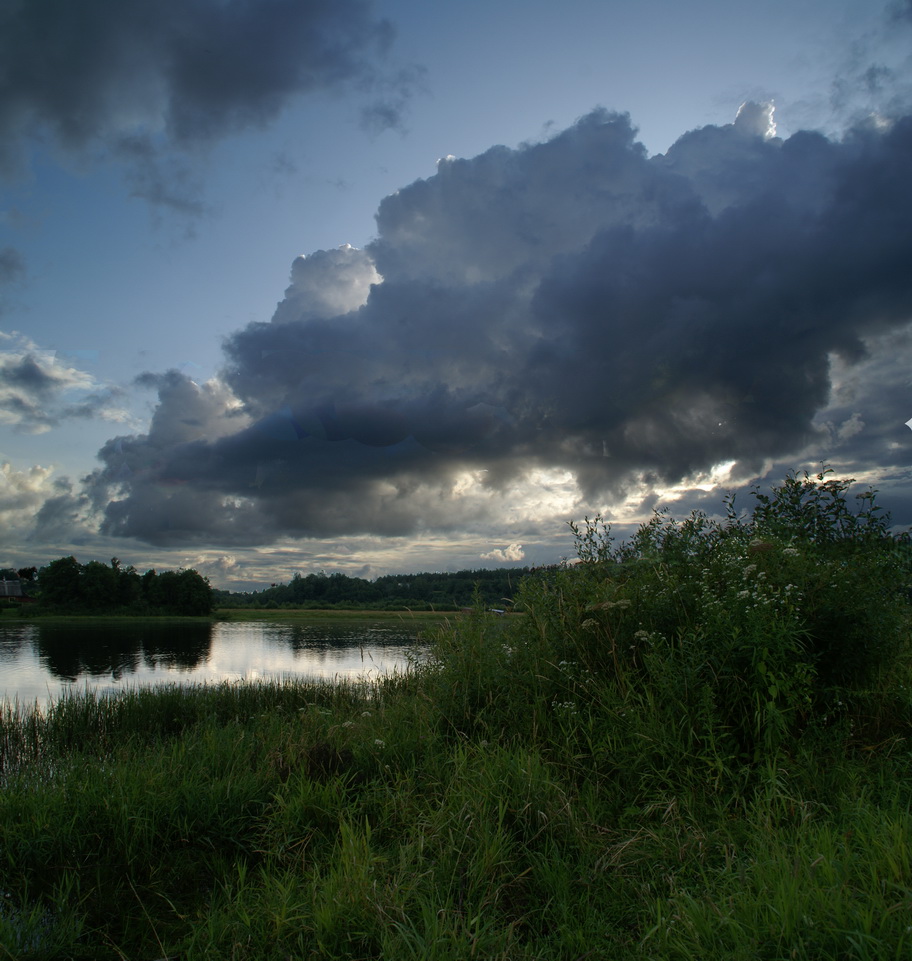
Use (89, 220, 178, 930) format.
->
(0, 246, 24, 285)
(0, 332, 129, 434)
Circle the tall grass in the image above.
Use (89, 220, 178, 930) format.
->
(1, 471, 910, 959)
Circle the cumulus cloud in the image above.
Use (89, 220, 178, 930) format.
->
(87, 103, 912, 547)
(0, 460, 55, 525)
(179, 552, 241, 584)
(0, 331, 129, 433)
(271, 245, 382, 326)
(0, 461, 97, 561)
(480, 544, 525, 563)
(0, 0, 417, 211)
(31, 475, 94, 546)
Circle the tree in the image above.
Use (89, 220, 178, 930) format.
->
(154, 569, 214, 616)
(173, 569, 214, 616)
(38, 556, 83, 610)
(34, 557, 213, 615)
(116, 565, 143, 609)
(80, 560, 119, 612)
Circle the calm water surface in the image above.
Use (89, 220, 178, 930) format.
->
(0, 619, 432, 709)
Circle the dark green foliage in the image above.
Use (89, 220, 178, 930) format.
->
(514, 469, 910, 766)
(35, 556, 213, 616)
(743, 471, 911, 685)
(35, 555, 82, 610)
(216, 566, 532, 611)
(747, 470, 897, 545)
(155, 569, 215, 616)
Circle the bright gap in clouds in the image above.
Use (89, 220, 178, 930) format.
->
(655, 461, 739, 499)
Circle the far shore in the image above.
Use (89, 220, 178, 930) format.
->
(0, 607, 519, 623)
(214, 607, 463, 622)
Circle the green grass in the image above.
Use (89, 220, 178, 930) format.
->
(1, 621, 909, 959)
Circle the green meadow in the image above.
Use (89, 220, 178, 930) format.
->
(1, 471, 910, 960)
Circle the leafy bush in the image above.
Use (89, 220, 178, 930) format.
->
(744, 471, 911, 685)
(514, 470, 910, 765)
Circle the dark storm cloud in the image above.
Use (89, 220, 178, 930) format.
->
(805, 326, 912, 482)
(32, 477, 92, 545)
(0, 0, 415, 207)
(88, 106, 912, 546)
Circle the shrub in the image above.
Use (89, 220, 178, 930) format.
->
(514, 470, 910, 766)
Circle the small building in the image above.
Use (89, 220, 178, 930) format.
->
(0, 576, 22, 598)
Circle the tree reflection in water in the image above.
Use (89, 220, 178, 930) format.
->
(34, 623, 213, 681)
(0, 619, 423, 707)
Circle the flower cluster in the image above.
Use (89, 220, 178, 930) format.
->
(693, 539, 808, 629)
(551, 700, 578, 715)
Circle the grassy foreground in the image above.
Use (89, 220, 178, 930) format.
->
(1, 473, 911, 959)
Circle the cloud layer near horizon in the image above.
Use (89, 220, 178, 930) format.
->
(82, 102, 912, 547)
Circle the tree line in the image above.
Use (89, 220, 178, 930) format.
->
(19, 556, 214, 616)
(214, 567, 536, 611)
(5, 557, 535, 614)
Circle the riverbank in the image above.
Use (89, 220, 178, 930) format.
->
(214, 607, 462, 623)
(1, 611, 910, 959)
(0, 610, 216, 623)
(0, 607, 493, 623)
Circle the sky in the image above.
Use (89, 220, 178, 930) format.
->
(1, 0, 911, 591)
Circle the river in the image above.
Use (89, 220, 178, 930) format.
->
(0, 617, 434, 709)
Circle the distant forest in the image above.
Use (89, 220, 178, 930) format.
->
(214, 568, 537, 611)
(2, 560, 538, 615)
(3, 557, 214, 616)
